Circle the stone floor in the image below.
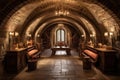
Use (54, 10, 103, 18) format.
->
(0, 49, 120, 80)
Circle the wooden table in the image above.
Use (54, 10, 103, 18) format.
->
(51, 46, 71, 55)
(85, 46, 118, 73)
(95, 48, 117, 73)
(4, 48, 27, 73)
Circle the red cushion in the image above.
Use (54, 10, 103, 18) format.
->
(28, 49, 38, 56)
(84, 50, 98, 60)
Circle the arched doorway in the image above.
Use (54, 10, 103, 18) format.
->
(51, 23, 71, 55)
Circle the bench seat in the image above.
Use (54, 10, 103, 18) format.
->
(27, 46, 40, 60)
(83, 50, 98, 63)
(28, 49, 38, 56)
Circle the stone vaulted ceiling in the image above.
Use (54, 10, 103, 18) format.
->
(0, 0, 120, 25)
(0, 0, 120, 44)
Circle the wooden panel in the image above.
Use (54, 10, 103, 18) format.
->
(3, 48, 27, 73)
(86, 46, 118, 73)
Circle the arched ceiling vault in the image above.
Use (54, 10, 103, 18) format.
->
(2, 0, 120, 43)
(34, 18, 87, 37)
(22, 12, 93, 36)
(19, 3, 95, 34)
(19, 4, 102, 37)
(19, 5, 103, 42)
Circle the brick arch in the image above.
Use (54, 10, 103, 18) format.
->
(0, 0, 120, 50)
(1, 0, 120, 31)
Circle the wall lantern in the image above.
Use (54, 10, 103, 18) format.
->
(109, 32, 113, 36)
(9, 32, 14, 36)
(104, 32, 113, 37)
(8, 31, 19, 50)
(9, 32, 19, 36)
(81, 34, 85, 37)
(104, 32, 108, 37)
(90, 34, 95, 37)
(28, 33, 31, 37)
(104, 32, 114, 46)
(15, 32, 19, 37)
(37, 34, 40, 37)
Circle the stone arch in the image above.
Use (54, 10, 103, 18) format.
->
(0, 0, 120, 49)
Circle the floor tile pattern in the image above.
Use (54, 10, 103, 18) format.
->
(0, 50, 119, 80)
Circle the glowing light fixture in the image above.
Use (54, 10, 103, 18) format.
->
(55, 10, 69, 16)
(9, 32, 14, 36)
(104, 32, 113, 36)
(109, 32, 113, 36)
(15, 32, 19, 36)
(28, 33, 31, 37)
(81, 34, 85, 37)
(104, 32, 108, 37)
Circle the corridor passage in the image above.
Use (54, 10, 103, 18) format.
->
(11, 50, 107, 80)
(0, 50, 109, 80)
(13, 56, 98, 80)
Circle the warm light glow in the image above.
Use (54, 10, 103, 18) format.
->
(104, 32, 108, 37)
(55, 10, 69, 16)
(104, 32, 113, 37)
(109, 32, 113, 36)
(110, 28, 115, 32)
(9, 32, 14, 36)
(15, 32, 19, 36)
(90, 34, 94, 37)
(28, 33, 31, 37)
(37, 34, 40, 37)
(81, 35, 85, 37)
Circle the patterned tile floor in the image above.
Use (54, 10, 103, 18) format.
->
(0, 50, 120, 80)
(13, 56, 98, 80)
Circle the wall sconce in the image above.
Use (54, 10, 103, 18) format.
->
(15, 32, 19, 37)
(104, 32, 108, 37)
(109, 32, 113, 36)
(28, 33, 31, 37)
(9, 32, 19, 36)
(9, 32, 14, 36)
(37, 34, 40, 37)
(104, 32, 113, 36)
(81, 34, 85, 37)
(104, 32, 114, 46)
(90, 34, 96, 46)
(90, 34, 95, 37)
(8, 31, 19, 50)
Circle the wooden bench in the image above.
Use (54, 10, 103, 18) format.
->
(27, 46, 40, 60)
(27, 59, 37, 71)
(82, 49, 98, 63)
(27, 49, 39, 59)
(27, 46, 40, 71)
(82, 49, 98, 69)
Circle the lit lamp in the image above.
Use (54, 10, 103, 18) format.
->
(9, 32, 20, 50)
(55, 10, 69, 16)
(90, 33, 96, 47)
(90, 34, 95, 41)
(27, 33, 31, 40)
(109, 32, 113, 46)
(37, 34, 40, 37)
(9, 32, 14, 36)
(15, 32, 19, 49)
(15, 32, 19, 37)
(9, 32, 15, 50)
(104, 32, 113, 46)
(81, 34, 85, 38)
(28, 33, 31, 37)
(109, 32, 113, 36)
(104, 32, 108, 37)
(81, 34, 85, 42)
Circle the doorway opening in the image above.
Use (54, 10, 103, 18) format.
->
(55, 50, 67, 55)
